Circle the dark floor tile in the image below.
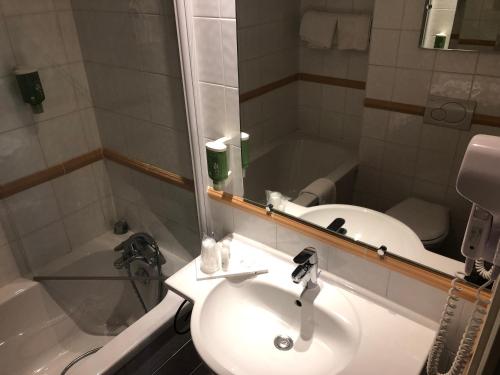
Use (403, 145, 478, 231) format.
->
(153, 340, 202, 375)
(115, 324, 192, 375)
(189, 362, 216, 375)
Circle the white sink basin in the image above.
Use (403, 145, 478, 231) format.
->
(167, 234, 437, 375)
(192, 278, 359, 375)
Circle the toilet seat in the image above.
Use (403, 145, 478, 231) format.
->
(386, 197, 450, 246)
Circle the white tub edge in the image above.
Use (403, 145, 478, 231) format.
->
(72, 287, 185, 375)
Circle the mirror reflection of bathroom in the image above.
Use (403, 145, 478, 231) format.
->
(0, 1, 200, 373)
(236, 0, 500, 277)
(421, 0, 500, 51)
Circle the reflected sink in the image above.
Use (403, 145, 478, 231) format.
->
(285, 203, 463, 276)
(191, 278, 360, 375)
(167, 234, 437, 375)
(297, 204, 424, 254)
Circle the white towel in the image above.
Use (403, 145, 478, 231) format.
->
(299, 178, 336, 205)
(337, 14, 372, 51)
(300, 11, 338, 49)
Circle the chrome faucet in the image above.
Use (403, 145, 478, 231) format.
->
(113, 232, 165, 270)
(291, 247, 319, 289)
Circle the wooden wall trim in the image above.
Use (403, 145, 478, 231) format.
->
(472, 113, 500, 128)
(103, 149, 195, 192)
(208, 187, 488, 302)
(365, 97, 500, 128)
(1, 149, 103, 199)
(240, 74, 298, 103)
(364, 98, 425, 116)
(240, 73, 366, 103)
(240, 75, 500, 129)
(0, 148, 195, 199)
(298, 73, 366, 90)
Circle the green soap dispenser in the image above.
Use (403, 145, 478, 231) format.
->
(206, 140, 229, 191)
(15, 67, 45, 114)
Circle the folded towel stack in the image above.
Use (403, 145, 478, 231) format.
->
(300, 10, 372, 51)
(337, 14, 372, 51)
(299, 11, 338, 49)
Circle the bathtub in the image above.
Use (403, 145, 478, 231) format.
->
(0, 232, 187, 375)
(244, 134, 358, 205)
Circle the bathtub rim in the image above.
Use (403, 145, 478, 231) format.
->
(71, 288, 184, 375)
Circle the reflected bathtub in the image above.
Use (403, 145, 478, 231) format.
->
(244, 135, 358, 205)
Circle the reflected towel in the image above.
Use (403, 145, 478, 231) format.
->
(337, 14, 372, 51)
(300, 11, 338, 49)
(299, 178, 336, 205)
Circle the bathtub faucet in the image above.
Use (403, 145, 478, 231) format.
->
(113, 233, 166, 270)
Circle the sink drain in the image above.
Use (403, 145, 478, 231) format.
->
(274, 335, 294, 351)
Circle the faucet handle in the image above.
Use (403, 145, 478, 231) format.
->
(293, 247, 317, 265)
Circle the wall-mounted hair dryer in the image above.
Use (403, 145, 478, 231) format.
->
(457, 134, 500, 281)
(427, 134, 499, 375)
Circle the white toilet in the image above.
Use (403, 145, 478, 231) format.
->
(386, 197, 450, 250)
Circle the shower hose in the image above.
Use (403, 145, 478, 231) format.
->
(426, 273, 494, 375)
(127, 240, 166, 314)
(60, 347, 102, 375)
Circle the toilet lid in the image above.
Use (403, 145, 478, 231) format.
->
(386, 198, 450, 242)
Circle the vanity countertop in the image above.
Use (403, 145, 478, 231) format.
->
(167, 234, 438, 375)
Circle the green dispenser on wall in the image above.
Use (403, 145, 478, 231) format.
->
(15, 67, 45, 114)
(206, 140, 229, 191)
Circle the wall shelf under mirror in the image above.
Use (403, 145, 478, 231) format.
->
(208, 187, 489, 302)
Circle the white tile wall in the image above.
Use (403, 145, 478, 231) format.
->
(189, 0, 244, 197)
(63, 201, 107, 248)
(37, 112, 89, 165)
(236, 0, 300, 150)
(290, 1, 372, 152)
(0, 126, 46, 184)
(5, 182, 61, 236)
(234, 209, 277, 248)
(0, 1, 200, 283)
(51, 166, 99, 215)
(194, 18, 225, 84)
(6, 13, 67, 68)
(0, 241, 20, 285)
(21, 221, 71, 270)
(72, 0, 200, 266)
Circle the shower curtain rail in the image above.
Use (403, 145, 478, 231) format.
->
(33, 275, 168, 282)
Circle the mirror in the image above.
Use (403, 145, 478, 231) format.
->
(420, 0, 500, 51)
(236, 0, 500, 281)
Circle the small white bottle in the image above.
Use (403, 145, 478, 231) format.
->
(200, 237, 219, 274)
(219, 241, 231, 272)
